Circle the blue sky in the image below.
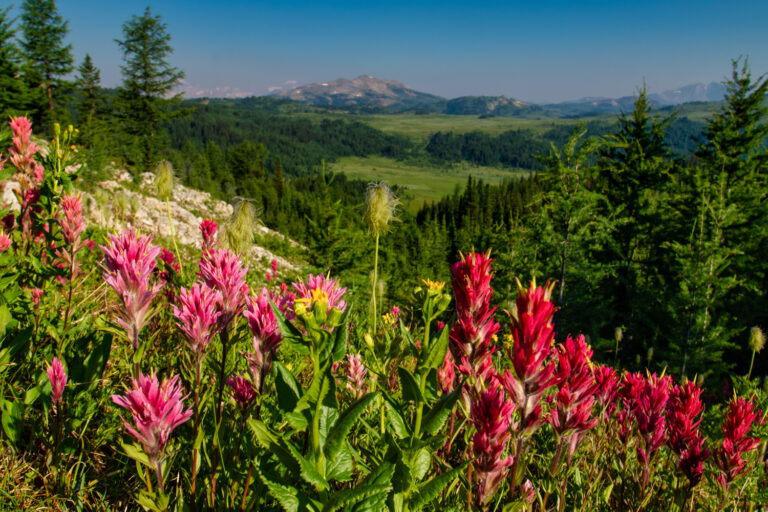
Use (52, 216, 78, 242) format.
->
(13, 0, 768, 102)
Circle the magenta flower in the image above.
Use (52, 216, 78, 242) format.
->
(8, 116, 44, 189)
(346, 353, 368, 399)
(271, 259, 278, 274)
(449, 251, 500, 380)
(173, 282, 222, 355)
(437, 350, 456, 394)
(593, 365, 620, 419)
(46, 357, 67, 406)
(111, 371, 192, 463)
(628, 373, 673, 487)
(471, 385, 515, 506)
(199, 248, 249, 325)
(293, 273, 348, 313)
(714, 397, 762, 492)
(101, 229, 163, 350)
(243, 288, 282, 389)
(500, 280, 559, 436)
(200, 219, 218, 250)
(548, 335, 599, 459)
(227, 375, 258, 411)
(667, 381, 707, 454)
(31, 287, 43, 309)
(0, 232, 11, 253)
(54, 193, 86, 280)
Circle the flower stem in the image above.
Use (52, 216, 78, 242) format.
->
(166, 199, 184, 275)
(371, 233, 379, 332)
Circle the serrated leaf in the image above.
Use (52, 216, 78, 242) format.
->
(421, 387, 461, 437)
(382, 396, 410, 439)
(352, 462, 396, 512)
(397, 367, 423, 403)
(274, 361, 303, 413)
(411, 448, 431, 482)
(285, 411, 309, 431)
(257, 465, 304, 512)
(284, 438, 329, 490)
(324, 392, 378, 459)
(419, 323, 450, 371)
(321, 484, 391, 512)
(409, 460, 469, 509)
(248, 419, 301, 477)
(325, 445, 353, 482)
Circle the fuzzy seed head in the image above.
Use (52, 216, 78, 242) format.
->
(749, 327, 765, 353)
(365, 182, 398, 237)
(154, 160, 174, 201)
(222, 200, 257, 257)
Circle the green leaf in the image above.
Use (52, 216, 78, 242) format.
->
(409, 460, 469, 509)
(325, 392, 378, 459)
(256, 465, 304, 512)
(274, 361, 303, 413)
(1, 399, 23, 445)
(352, 462, 395, 512)
(0, 305, 11, 338)
(399, 319, 417, 350)
(602, 482, 614, 504)
(284, 438, 329, 491)
(325, 445, 353, 482)
(120, 441, 152, 468)
(248, 419, 301, 477)
(382, 396, 410, 439)
(321, 484, 391, 512)
(330, 306, 351, 363)
(285, 411, 309, 431)
(410, 448, 431, 482)
(397, 367, 423, 403)
(269, 296, 303, 343)
(421, 387, 461, 437)
(419, 322, 450, 371)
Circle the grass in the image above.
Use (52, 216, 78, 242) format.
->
(329, 155, 530, 211)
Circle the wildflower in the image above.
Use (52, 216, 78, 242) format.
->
(222, 199, 257, 257)
(500, 279, 559, 436)
(714, 397, 762, 492)
(8, 116, 44, 189)
(346, 354, 368, 399)
(632, 373, 673, 486)
(666, 381, 710, 486)
(200, 219, 218, 250)
(31, 288, 43, 309)
(471, 385, 515, 506)
(293, 273, 347, 314)
(47, 357, 67, 406)
(173, 283, 222, 355)
(154, 160, 174, 201)
(593, 365, 620, 419)
(227, 375, 258, 411)
(58, 193, 85, 246)
(437, 351, 456, 394)
(101, 229, 162, 350)
(271, 259, 278, 274)
(160, 248, 180, 273)
(111, 371, 192, 464)
(548, 335, 599, 459)
(243, 288, 282, 390)
(0, 232, 11, 252)
(365, 182, 399, 236)
(449, 251, 500, 381)
(199, 248, 249, 325)
(749, 327, 766, 353)
(391, 305, 400, 318)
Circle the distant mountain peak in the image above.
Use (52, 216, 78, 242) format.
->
(275, 76, 444, 108)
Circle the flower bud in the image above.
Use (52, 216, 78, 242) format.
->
(615, 327, 623, 343)
(364, 333, 375, 349)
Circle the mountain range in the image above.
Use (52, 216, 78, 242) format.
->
(270, 75, 728, 116)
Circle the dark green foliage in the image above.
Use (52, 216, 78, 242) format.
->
(0, 7, 31, 117)
(115, 6, 186, 174)
(20, 0, 72, 129)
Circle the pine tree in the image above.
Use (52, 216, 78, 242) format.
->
(20, 0, 73, 128)
(116, 6, 185, 174)
(76, 53, 101, 123)
(0, 7, 30, 116)
(274, 156, 284, 203)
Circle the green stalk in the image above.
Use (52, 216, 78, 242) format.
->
(747, 349, 757, 380)
(166, 199, 184, 275)
(371, 233, 379, 332)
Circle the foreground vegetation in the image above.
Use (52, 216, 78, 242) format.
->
(1, 116, 767, 511)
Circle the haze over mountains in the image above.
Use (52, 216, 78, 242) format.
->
(266, 75, 728, 115)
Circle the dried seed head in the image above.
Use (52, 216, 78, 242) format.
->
(154, 160, 174, 201)
(222, 199, 257, 257)
(365, 182, 399, 237)
(614, 326, 623, 343)
(749, 327, 765, 354)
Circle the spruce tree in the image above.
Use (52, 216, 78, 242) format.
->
(76, 53, 101, 123)
(274, 156, 284, 203)
(0, 6, 29, 116)
(116, 6, 185, 174)
(20, 0, 73, 127)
